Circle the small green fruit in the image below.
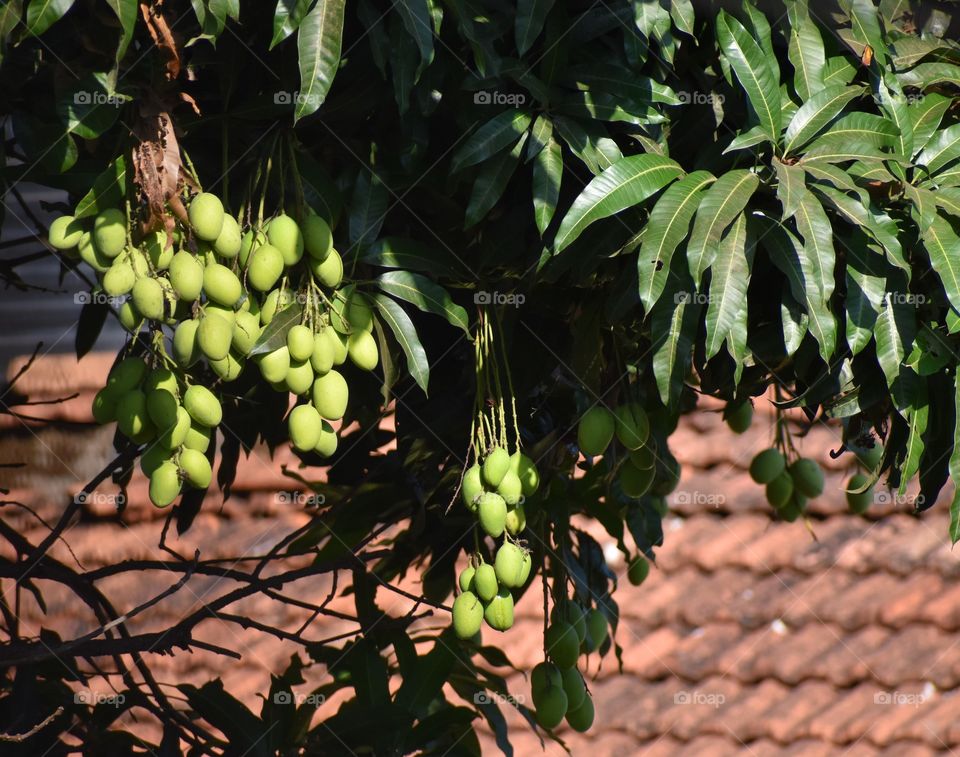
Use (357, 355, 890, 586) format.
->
(560, 667, 586, 711)
(312, 248, 342, 288)
(583, 609, 608, 652)
(179, 447, 212, 488)
(565, 695, 594, 732)
(197, 313, 233, 362)
(116, 389, 153, 440)
(473, 563, 499, 602)
(533, 686, 568, 730)
(255, 347, 289, 385)
(285, 359, 315, 396)
(173, 319, 201, 366)
(505, 503, 526, 535)
(145, 389, 179, 430)
(551, 600, 586, 644)
(452, 591, 484, 639)
(627, 556, 650, 586)
(143, 230, 172, 269)
(347, 293, 374, 332)
(531, 662, 563, 694)
(259, 288, 293, 325)
(303, 213, 333, 261)
(287, 324, 314, 362)
(725, 401, 753, 434)
(140, 444, 170, 477)
(149, 461, 181, 507)
(189, 193, 225, 241)
(144, 367, 178, 396)
(210, 352, 243, 382)
(158, 406, 191, 449)
(232, 311, 262, 356)
(169, 251, 204, 300)
(347, 330, 379, 371)
(511, 451, 540, 496)
(183, 384, 222, 427)
(614, 403, 650, 450)
(93, 208, 126, 258)
(267, 214, 304, 266)
(313, 420, 338, 457)
(247, 244, 284, 291)
(483, 589, 514, 631)
(77, 231, 112, 272)
(49, 215, 84, 249)
(578, 407, 615, 457)
(766, 472, 794, 509)
(846, 472, 873, 514)
(494, 543, 529, 589)
(790, 458, 824, 498)
(477, 492, 507, 538)
(311, 331, 334, 374)
(203, 263, 242, 306)
(458, 566, 476, 594)
(91, 388, 119, 424)
(749, 448, 785, 484)
(328, 328, 348, 365)
(118, 300, 143, 333)
(545, 621, 579, 669)
(497, 469, 523, 506)
(131, 277, 166, 321)
(213, 215, 242, 259)
(107, 357, 148, 393)
(619, 461, 654, 498)
(184, 421, 211, 452)
(482, 446, 511, 488)
(312, 370, 348, 420)
(102, 261, 135, 296)
(462, 464, 483, 510)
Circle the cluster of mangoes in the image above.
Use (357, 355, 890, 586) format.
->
(451, 541, 532, 636)
(91, 356, 217, 506)
(461, 447, 540, 537)
(749, 448, 825, 521)
(51, 192, 377, 507)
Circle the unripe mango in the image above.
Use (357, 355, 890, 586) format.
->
(494, 542, 529, 589)
(311, 331, 334, 374)
(239, 229, 265, 269)
(259, 288, 294, 325)
(477, 492, 507, 537)
(312, 370, 348, 420)
(505, 503, 526, 535)
(183, 384, 222, 427)
(184, 421, 211, 452)
(482, 446, 510, 488)
(565, 695, 594, 732)
(458, 566, 476, 593)
(78, 231, 112, 272)
(287, 324, 314, 362)
(232, 311, 261, 355)
(203, 263, 242, 306)
(583, 608, 608, 652)
(766, 472, 794, 509)
(285, 359, 315, 395)
(483, 589, 514, 631)
(497, 469, 522, 506)
(198, 313, 233, 362)
(750, 448, 785, 484)
(247, 243, 284, 291)
(327, 328, 348, 365)
(347, 330, 378, 371)
(210, 352, 243, 382)
(103, 261, 135, 296)
(725, 401, 753, 433)
(49, 215, 84, 249)
(118, 300, 143, 333)
(91, 388, 119, 424)
(93, 208, 126, 258)
(510, 451, 539, 496)
(132, 277, 166, 321)
(143, 230, 172, 269)
(258, 346, 291, 383)
(545, 621, 579, 669)
(213, 215, 242, 259)
(561, 667, 586, 711)
(158, 406, 191, 449)
(627, 555, 650, 586)
(789, 458, 824, 498)
(303, 213, 333, 261)
(473, 563, 499, 602)
(619, 461, 654, 498)
(146, 389, 180, 430)
(347, 293, 374, 332)
(140, 444, 170, 477)
(149, 461, 182, 507)
(312, 248, 342, 288)
(107, 357, 148, 392)
(179, 447, 212, 488)
(189, 193, 225, 241)
(614, 402, 649, 450)
(452, 591, 484, 639)
(462, 464, 484, 510)
(846, 472, 873, 514)
(169, 251, 204, 300)
(531, 662, 563, 694)
(116, 389, 154, 440)
(313, 420, 338, 457)
(173, 319, 201, 366)
(267, 214, 304, 266)
(205, 302, 236, 325)
(128, 247, 150, 278)
(578, 407, 615, 456)
(288, 404, 323, 451)
(533, 686, 568, 730)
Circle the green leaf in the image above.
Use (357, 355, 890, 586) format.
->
(349, 168, 389, 250)
(75, 155, 127, 218)
(794, 189, 835, 303)
(375, 271, 469, 334)
(949, 374, 960, 543)
(669, 0, 694, 36)
(271, 0, 312, 49)
(373, 293, 430, 394)
(392, 0, 434, 79)
(845, 246, 886, 356)
(525, 115, 552, 162)
(909, 93, 950, 156)
(465, 133, 526, 228)
(553, 154, 682, 254)
(773, 157, 805, 220)
(56, 73, 124, 140)
(898, 63, 960, 89)
(875, 77, 913, 159)
(250, 304, 304, 356)
(104, 0, 136, 62)
(874, 279, 916, 398)
(532, 134, 562, 236)
(515, 0, 554, 56)
(822, 54, 857, 87)
(921, 212, 960, 315)
(552, 116, 621, 175)
(784, 85, 864, 155)
(704, 213, 751, 360)
(800, 143, 907, 166)
(651, 254, 699, 408)
(295, 0, 345, 121)
(722, 124, 768, 155)
(786, 0, 826, 102)
(917, 124, 960, 177)
(842, 0, 886, 65)
(934, 188, 960, 220)
(451, 110, 531, 174)
(686, 169, 759, 282)
(637, 170, 714, 312)
(716, 9, 781, 145)
(802, 112, 898, 151)
(566, 63, 681, 105)
(26, 0, 74, 36)
(899, 387, 929, 495)
(362, 237, 466, 278)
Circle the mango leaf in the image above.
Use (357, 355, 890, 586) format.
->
(373, 293, 429, 393)
(464, 133, 526, 228)
(271, 0, 312, 49)
(375, 271, 469, 334)
(515, 0, 554, 56)
(800, 143, 907, 165)
(794, 189, 835, 302)
(773, 157, 804, 220)
(553, 154, 682, 254)
(637, 169, 714, 313)
(786, 0, 826, 102)
(349, 168, 389, 250)
(784, 85, 864, 155)
(650, 254, 699, 408)
(845, 246, 886, 356)
(842, 0, 886, 64)
(704, 212, 752, 360)
(56, 73, 124, 140)
(917, 124, 960, 177)
(899, 387, 929, 496)
(686, 169, 758, 282)
(362, 237, 466, 278)
(552, 116, 621, 175)
(532, 134, 562, 236)
(909, 93, 950, 156)
(451, 110, 531, 174)
(295, 0, 345, 121)
(26, 0, 75, 36)
(874, 279, 916, 398)
(75, 155, 127, 218)
(392, 0, 434, 79)
(565, 63, 681, 105)
(934, 188, 960, 220)
(525, 115, 552, 162)
(104, 0, 137, 62)
(805, 112, 898, 150)
(722, 124, 768, 155)
(669, 0, 694, 36)
(75, 302, 108, 359)
(921, 212, 960, 315)
(716, 10, 781, 145)
(250, 304, 303, 356)
(875, 77, 913, 160)
(898, 63, 960, 89)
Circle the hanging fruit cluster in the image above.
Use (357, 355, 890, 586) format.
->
(50, 178, 379, 507)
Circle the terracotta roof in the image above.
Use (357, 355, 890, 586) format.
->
(4, 353, 960, 754)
